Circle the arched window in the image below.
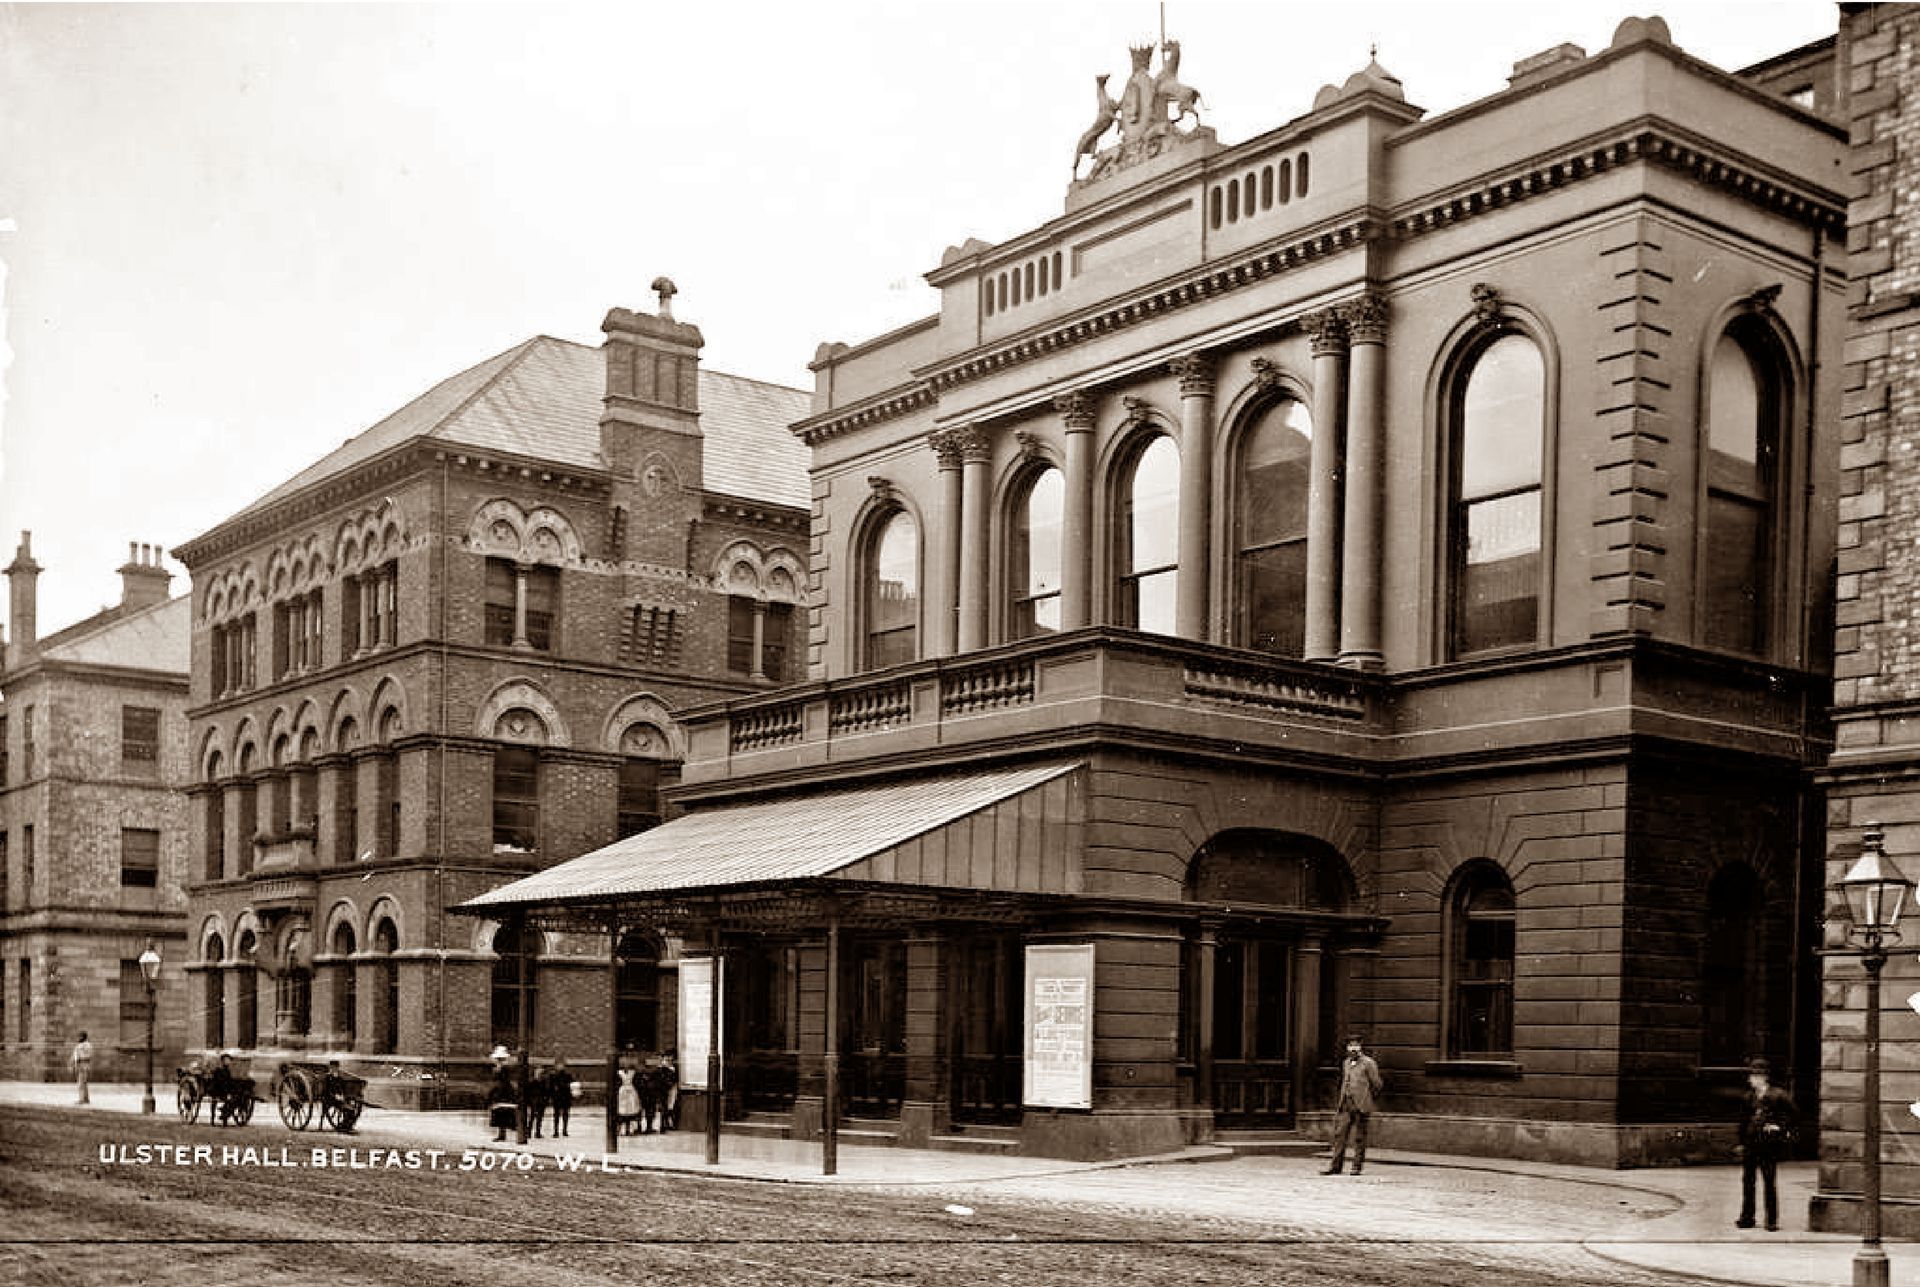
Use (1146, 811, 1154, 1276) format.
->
(1117, 435, 1179, 634)
(1010, 467, 1064, 639)
(615, 930, 660, 1052)
(1446, 863, 1515, 1058)
(1702, 864, 1765, 1067)
(863, 509, 919, 669)
(490, 921, 538, 1051)
(204, 933, 226, 1048)
(372, 918, 399, 1054)
(331, 922, 357, 1047)
(1448, 333, 1545, 657)
(1235, 398, 1313, 655)
(235, 929, 259, 1049)
(1702, 322, 1784, 656)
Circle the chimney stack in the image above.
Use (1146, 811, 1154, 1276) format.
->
(599, 283, 707, 567)
(117, 541, 173, 611)
(5, 530, 42, 669)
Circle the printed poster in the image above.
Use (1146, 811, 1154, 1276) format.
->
(677, 956, 723, 1090)
(1023, 943, 1094, 1109)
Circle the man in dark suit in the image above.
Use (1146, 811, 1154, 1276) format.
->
(1737, 1057, 1798, 1231)
(1323, 1035, 1384, 1176)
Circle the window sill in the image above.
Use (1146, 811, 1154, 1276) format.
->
(1424, 1059, 1523, 1079)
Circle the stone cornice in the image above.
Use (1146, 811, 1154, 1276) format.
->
(700, 496, 809, 531)
(1387, 123, 1846, 243)
(793, 383, 938, 448)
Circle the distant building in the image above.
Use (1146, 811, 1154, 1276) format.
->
(0, 536, 191, 1081)
(170, 293, 810, 1102)
(471, 19, 1847, 1164)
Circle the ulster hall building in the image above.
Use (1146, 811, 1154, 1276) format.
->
(173, 297, 810, 1100)
(468, 19, 1849, 1164)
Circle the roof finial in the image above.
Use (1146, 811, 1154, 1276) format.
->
(649, 275, 678, 321)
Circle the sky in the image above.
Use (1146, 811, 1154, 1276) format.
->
(0, 1, 1840, 636)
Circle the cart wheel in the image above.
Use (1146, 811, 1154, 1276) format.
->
(323, 1097, 363, 1134)
(277, 1074, 313, 1131)
(231, 1093, 256, 1127)
(176, 1080, 201, 1125)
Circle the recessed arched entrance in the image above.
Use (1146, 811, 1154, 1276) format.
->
(1184, 830, 1360, 1129)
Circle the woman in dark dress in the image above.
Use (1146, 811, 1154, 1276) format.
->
(488, 1061, 518, 1143)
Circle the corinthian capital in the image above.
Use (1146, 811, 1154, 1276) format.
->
(926, 428, 964, 469)
(1052, 389, 1097, 430)
(1340, 293, 1390, 345)
(1169, 352, 1216, 396)
(954, 424, 993, 464)
(1302, 307, 1349, 357)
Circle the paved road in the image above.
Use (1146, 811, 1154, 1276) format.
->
(2, 1106, 1672, 1287)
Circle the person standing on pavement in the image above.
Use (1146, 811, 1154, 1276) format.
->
(69, 1032, 92, 1104)
(1323, 1035, 1383, 1176)
(487, 1046, 518, 1143)
(1736, 1057, 1797, 1231)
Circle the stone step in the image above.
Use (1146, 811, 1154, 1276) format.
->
(1214, 1130, 1326, 1157)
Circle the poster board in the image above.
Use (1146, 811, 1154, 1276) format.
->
(1023, 943, 1094, 1109)
(677, 956, 722, 1090)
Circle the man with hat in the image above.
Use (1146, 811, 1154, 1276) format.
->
(1323, 1034, 1384, 1176)
(1737, 1056, 1798, 1231)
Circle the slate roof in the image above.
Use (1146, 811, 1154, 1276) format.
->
(37, 596, 191, 675)
(458, 761, 1081, 911)
(228, 335, 811, 525)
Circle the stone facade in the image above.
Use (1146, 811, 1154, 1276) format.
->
(1814, 0, 1920, 1238)
(170, 298, 810, 1105)
(493, 19, 1852, 1164)
(0, 539, 192, 1082)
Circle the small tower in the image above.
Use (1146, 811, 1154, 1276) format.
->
(5, 530, 42, 670)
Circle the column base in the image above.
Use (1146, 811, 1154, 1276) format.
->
(1336, 651, 1384, 672)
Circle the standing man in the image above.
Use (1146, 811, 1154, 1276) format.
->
(1737, 1057, 1798, 1231)
(1323, 1034, 1383, 1176)
(69, 1031, 93, 1104)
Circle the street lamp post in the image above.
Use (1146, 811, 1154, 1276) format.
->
(1840, 825, 1912, 1287)
(138, 941, 162, 1114)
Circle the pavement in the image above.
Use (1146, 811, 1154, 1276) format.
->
(7, 1078, 1917, 1287)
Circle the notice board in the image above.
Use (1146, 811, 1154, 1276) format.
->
(1023, 943, 1094, 1109)
(677, 956, 723, 1090)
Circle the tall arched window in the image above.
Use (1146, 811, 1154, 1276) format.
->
(863, 509, 919, 669)
(1702, 863, 1765, 1067)
(331, 922, 357, 1047)
(1235, 398, 1313, 655)
(204, 933, 226, 1048)
(1117, 435, 1179, 634)
(1703, 322, 1784, 656)
(490, 921, 538, 1051)
(1010, 467, 1064, 639)
(235, 929, 259, 1049)
(1446, 862, 1515, 1058)
(372, 918, 399, 1054)
(1449, 333, 1545, 657)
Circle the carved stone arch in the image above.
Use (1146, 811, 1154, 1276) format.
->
(601, 693, 687, 759)
(848, 483, 929, 671)
(1185, 829, 1359, 912)
(468, 498, 529, 559)
(334, 518, 363, 575)
(320, 899, 361, 954)
(236, 564, 261, 612)
(712, 540, 767, 596)
(231, 908, 265, 959)
(479, 919, 557, 957)
(197, 727, 226, 781)
(364, 896, 405, 949)
(476, 678, 570, 748)
(367, 677, 410, 740)
(325, 688, 365, 751)
(263, 706, 296, 754)
(523, 506, 583, 565)
(196, 914, 229, 964)
(230, 717, 261, 772)
(763, 548, 805, 603)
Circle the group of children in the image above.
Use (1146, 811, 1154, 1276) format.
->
(485, 1049, 678, 1142)
(614, 1050, 679, 1136)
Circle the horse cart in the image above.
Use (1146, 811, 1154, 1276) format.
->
(275, 1061, 367, 1134)
(175, 1062, 258, 1126)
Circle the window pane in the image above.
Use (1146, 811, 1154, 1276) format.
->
(1132, 568, 1177, 636)
(867, 511, 918, 665)
(524, 566, 558, 651)
(492, 747, 539, 851)
(1239, 541, 1307, 656)
(1703, 493, 1766, 654)
(1128, 436, 1179, 573)
(727, 596, 756, 674)
(1709, 333, 1761, 468)
(1239, 400, 1311, 549)
(1460, 335, 1544, 501)
(484, 559, 516, 646)
(1021, 469, 1064, 600)
(1458, 492, 1540, 653)
(763, 602, 792, 682)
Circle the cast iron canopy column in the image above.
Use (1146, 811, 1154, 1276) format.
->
(1303, 309, 1349, 662)
(1054, 391, 1097, 632)
(1338, 293, 1388, 670)
(1171, 353, 1217, 641)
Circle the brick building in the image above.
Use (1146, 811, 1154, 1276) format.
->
(1814, 0, 1920, 1237)
(0, 535, 192, 1081)
(469, 19, 1848, 1164)
(171, 291, 810, 1102)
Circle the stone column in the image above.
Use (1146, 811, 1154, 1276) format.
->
(1194, 925, 1218, 1112)
(956, 426, 993, 653)
(511, 563, 531, 648)
(1055, 391, 1097, 631)
(1292, 933, 1324, 1117)
(1171, 354, 1216, 641)
(1338, 294, 1388, 669)
(750, 600, 768, 680)
(900, 931, 951, 1147)
(1303, 310, 1349, 662)
(928, 431, 965, 658)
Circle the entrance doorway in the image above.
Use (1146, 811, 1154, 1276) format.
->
(951, 932, 1023, 1125)
(842, 939, 905, 1118)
